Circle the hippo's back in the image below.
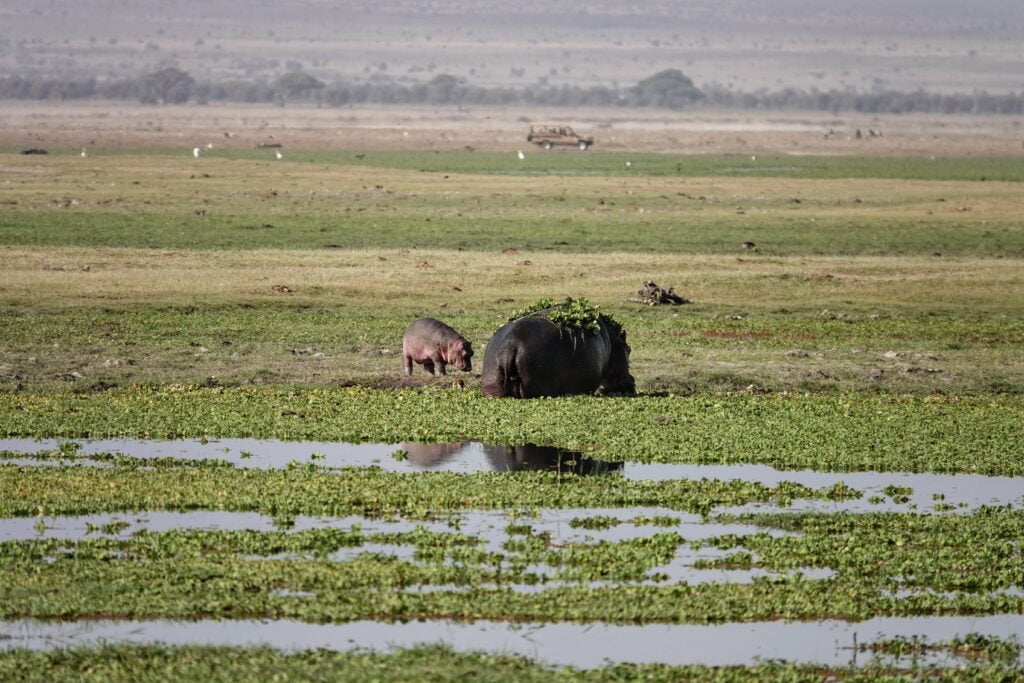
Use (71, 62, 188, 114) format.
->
(404, 317, 460, 341)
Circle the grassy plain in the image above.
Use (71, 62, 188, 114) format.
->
(1, 151, 1023, 396)
(1, 146, 1023, 676)
(2, 151, 1023, 255)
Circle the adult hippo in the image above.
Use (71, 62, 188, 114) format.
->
(481, 310, 635, 398)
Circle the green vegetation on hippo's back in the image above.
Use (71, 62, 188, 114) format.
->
(510, 297, 611, 335)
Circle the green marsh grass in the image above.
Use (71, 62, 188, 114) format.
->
(7, 147, 1024, 181)
(2, 644, 1020, 682)
(2, 152, 1023, 254)
(1, 387, 1021, 475)
(2, 497, 1023, 623)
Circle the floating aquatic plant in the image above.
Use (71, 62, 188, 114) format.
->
(509, 297, 619, 336)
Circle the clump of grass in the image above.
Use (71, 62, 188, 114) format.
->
(568, 515, 620, 530)
(883, 485, 913, 503)
(860, 633, 1022, 663)
(951, 633, 1023, 662)
(85, 520, 130, 535)
(633, 515, 680, 527)
(859, 634, 929, 658)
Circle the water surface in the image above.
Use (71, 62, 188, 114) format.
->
(2, 615, 1022, 668)
(4, 438, 1021, 512)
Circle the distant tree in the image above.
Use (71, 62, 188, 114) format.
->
(275, 71, 324, 99)
(631, 69, 704, 109)
(139, 67, 194, 104)
(425, 74, 460, 104)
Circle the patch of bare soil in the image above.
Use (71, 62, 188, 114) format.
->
(1, 102, 1022, 157)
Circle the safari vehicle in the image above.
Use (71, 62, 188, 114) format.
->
(527, 124, 594, 150)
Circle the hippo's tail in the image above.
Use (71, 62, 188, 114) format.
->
(482, 346, 524, 398)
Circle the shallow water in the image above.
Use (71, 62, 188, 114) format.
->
(4, 439, 1021, 668)
(4, 438, 1022, 512)
(2, 615, 1022, 668)
(0, 508, 811, 588)
(0, 508, 781, 544)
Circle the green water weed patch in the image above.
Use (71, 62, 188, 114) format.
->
(1, 387, 1020, 475)
(2, 644, 1020, 682)
(0, 462, 844, 518)
(3, 509, 1024, 623)
(861, 633, 1022, 663)
(704, 509, 1024, 595)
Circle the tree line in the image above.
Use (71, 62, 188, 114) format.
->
(1, 68, 1021, 115)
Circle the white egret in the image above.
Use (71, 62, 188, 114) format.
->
(517, 150, 525, 160)
(275, 150, 283, 160)
(193, 147, 200, 158)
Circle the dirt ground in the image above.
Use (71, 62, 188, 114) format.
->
(2, 101, 1023, 157)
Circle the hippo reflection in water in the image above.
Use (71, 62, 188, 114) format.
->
(484, 444, 623, 475)
(401, 442, 468, 468)
(400, 442, 622, 475)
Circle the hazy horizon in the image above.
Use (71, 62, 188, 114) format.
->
(2, 0, 1023, 95)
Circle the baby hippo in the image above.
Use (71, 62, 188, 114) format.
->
(402, 317, 473, 377)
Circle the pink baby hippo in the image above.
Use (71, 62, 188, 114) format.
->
(402, 317, 473, 377)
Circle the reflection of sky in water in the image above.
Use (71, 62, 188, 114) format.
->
(2, 615, 1023, 667)
(3, 438, 1022, 512)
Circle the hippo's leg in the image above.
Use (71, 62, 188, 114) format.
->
(422, 359, 435, 375)
(429, 353, 447, 376)
(404, 355, 413, 375)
